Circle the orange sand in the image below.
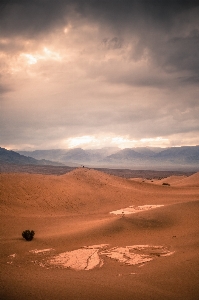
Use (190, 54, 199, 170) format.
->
(0, 168, 199, 299)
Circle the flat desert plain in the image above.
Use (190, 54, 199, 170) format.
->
(0, 168, 199, 300)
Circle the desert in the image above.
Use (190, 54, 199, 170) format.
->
(1, 0, 199, 298)
(0, 167, 199, 300)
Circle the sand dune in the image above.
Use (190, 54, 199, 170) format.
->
(154, 175, 187, 185)
(131, 175, 187, 185)
(171, 172, 199, 187)
(131, 172, 199, 187)
(151, 173, 199, 187)
(1, 168, 198, 215)
(0, 168, 199, 299)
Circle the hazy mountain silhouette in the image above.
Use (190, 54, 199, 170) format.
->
(18, 147, 119, 165)
(0, 147, 63, 166)
(15, 146, 199, 170)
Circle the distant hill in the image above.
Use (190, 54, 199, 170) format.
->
(154, 146, 199, 164)
(0, 147, 63, 166)
(133, 147, 164, 155)
(18, 147, 119, 165)
(104, 148, 144, 161)
(103, 146, 199, 170)
(15, 146, 199, 170)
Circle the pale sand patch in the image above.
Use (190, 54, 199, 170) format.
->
(48, 244, 108, 270)
(8, 254, 16, 258)
(83, 244, 109, 249)
(110, 205, 164, 215)
(46, 244, 174, 271)
(102, 247, 153, 265)
(102, 245, 174, 266)
(29, 248, 55, 254)
(7, 253, 17, 264)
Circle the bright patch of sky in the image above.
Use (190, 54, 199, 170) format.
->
(0, 1, 199, 150)
(63, 135, 170, 149)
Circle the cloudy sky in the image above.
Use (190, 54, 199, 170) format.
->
(0, 0, 199, 150)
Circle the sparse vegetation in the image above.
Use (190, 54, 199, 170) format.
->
(162, 182, 170, 186)
(22, 230, 35, 241)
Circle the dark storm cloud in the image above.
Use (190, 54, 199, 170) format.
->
(148, 29, 199, 80)
(0, 0, 70, 38)
(82, 0, 199, 85)
(1, 0, 199, 149)
(1, 0, 199, 88)
(1, 0, 198, 35)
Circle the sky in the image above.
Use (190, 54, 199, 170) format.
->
(0, 0, 199, 150)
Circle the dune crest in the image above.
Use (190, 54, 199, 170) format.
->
(110, 204, 164, 215)
(172, 172, 199, 187)
(1, 168, 199, 299)
(1, 168, 199, 217)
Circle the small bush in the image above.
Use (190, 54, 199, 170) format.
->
(162, 182, 170, 186)
(22, 230, 35, 241)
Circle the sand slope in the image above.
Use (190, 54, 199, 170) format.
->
(0, 168, 199, 299)
(131, 172, 199, 187)
(131, 175, 187, 185)
(1, 168, 199, 215)
(172, 172, 199, 187)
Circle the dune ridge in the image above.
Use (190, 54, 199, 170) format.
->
(132, 172, 199, 187)
(0, 167, 199, 299)
(1, 168, 199, 216)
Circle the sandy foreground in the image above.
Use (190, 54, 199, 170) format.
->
(0, 168, 199, 300)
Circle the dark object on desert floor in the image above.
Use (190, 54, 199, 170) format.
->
(162, 182, 170, 186)
(22, 230, 35, 241)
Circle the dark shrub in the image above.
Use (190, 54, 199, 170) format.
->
(162, 182, 170, 186)
(22, 230, 35, 241)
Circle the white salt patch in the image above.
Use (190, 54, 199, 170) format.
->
(102, 247, 153, 265)
(110, 205, 164, 215)
(39, 262, 46, 268)
(7, 253, 16, 264)
(161, 251, 175, 257)
(44, 244, 174, 271)
(49, 245, 107, 271)
(101, 245, 174, 267)
(8, 254, 16, 258)
(84, 244, 109, 249)
(129, 245, 163, 251)
(30, 248, 54, 254)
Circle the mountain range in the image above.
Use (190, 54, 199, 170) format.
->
(16, 145, 199, 170)
(0, 147, 63, 166)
